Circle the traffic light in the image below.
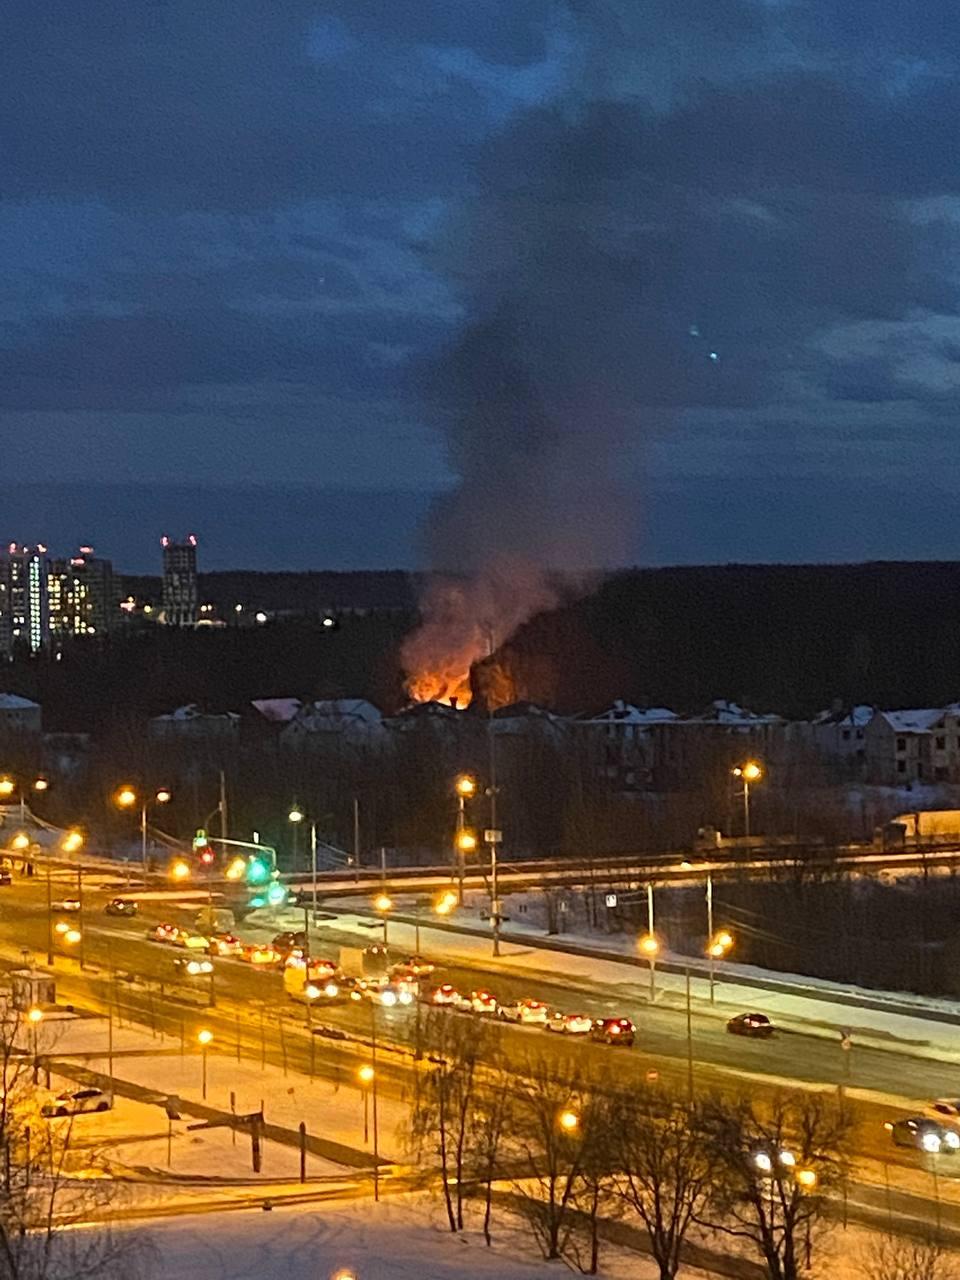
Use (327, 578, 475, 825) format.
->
(246, 856, 269, 884)
(192, 829, 209, 852)
(199, 848, 215, 866)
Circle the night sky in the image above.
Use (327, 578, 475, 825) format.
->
(4, 2, 960, 571)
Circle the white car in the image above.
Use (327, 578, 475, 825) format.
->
(469, 990, 499, 1016)
(52, 899, 81, 913)
(499, 999, 549, 1026)
(927, 1099, 960, 1125)
(42, 1087, 112, 1117)
(431, 984, 470, 1010)
(546, 1012, 593, 1036)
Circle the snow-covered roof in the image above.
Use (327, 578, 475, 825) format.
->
(879, 708, 945, 734)
(251, 698, 302, 724)
(812, 704, 874, 727)
(578, 701, 678, 726)
(153, 704, 239, 723)
(0, 693, 39, 711)
(692, 699, 781, 725)
(288, 699, 383, 732)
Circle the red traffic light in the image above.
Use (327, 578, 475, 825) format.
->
(199, 849, 215, 865)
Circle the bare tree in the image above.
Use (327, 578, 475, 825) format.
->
(468, 1067, 514, 1248)
(567, 1082, 621, 1275)
(612, 1086, 716, 1280)
(700, 1091, 850, 1280)
(508, 1054, 594, 1262)
(409, 1010, 493, 1232)
(863, 1234, 956, 1280)
(0, 999, 154, 1279)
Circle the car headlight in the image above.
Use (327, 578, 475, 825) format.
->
(922, 1133, 942, 1153)
(305, 984, 321, 999)
(753, 1152, 773, 1173)
(779, 1150, 796, 1168)
(380, 990, 397, 1007)
(324, 983, 339, 998)
(944, 1131, 960, 1150)
(399, 990, 413, 1005)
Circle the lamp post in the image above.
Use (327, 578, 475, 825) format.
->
(0, 776, 49, 825)
(288, 807, 318, 923)
(197, 1028, 213, 1100)
(358, 1064, 374, 1143)
(639, 933, 660, 1002)
(454, 775, 476, 906)
(116, 785, 172, 874)
(732, 761, 763, 840)
(707, 929, 734, 1003)
(27, 1007, 43, 1084)
(373, 894, 393, 946)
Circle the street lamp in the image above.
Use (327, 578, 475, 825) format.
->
(288, 807, 318, 922)
(558, 1108, 580, 1133)
(197, 1028, 213, 1099)
(170, 859, 191, 881)
(453, 775, 476, 905)
(732, 761, 763, 839)
(358, 1064, 374, 1143)
(0, 775, 49, 823)
(374, 894, 393, 945)
(639, 933, 660, 1002)
(61, 829, 83, 855)
(27, 1006, 43, 1083)
(707, 929, 734, 1002)
(116, 785, 172, 872)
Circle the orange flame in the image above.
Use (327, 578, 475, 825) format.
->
(406, 670, 473, 710)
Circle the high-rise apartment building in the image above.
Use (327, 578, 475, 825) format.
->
(161, 534, 198, 626)
(48, 547, 116, 639)
(0, 545, 49, 657)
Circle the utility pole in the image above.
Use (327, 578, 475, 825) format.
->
(45, 859, 53, 966)
(353, 797, 361, 883)
(310, 822, 318, 925)
(76, 863, 84, 970)
(219, 770, 229, 841)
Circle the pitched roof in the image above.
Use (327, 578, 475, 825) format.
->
(0, 693, 39, 711)
(879, 708, 945, 734)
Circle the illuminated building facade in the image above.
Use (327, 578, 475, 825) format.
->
(47, 547, 116, 639)
(0, 545, 49, 657)
(161, 534, 199, 626)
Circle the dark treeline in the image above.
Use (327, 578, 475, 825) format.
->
(122, 568, 417, 612)
(484, 560, 960, 716)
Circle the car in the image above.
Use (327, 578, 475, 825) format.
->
(149, 922, 181, 944)
(727, 1012, 775, 1038)
(393, 955, 435, 978)
(52, 898, 81, 913)
(208, 932, 243, 957)
(41, 1087, 112, 1117)
(927, 1099, 960, 1123)
(430, 983, 469, 1009)
(0, 870, 13, 887)
(174, 957, 213, 976)
(272, 931, 308, 952)
(104, 898, 138, 917)
(469, 990, 499, 1016)
(240, 944, 282, 966)
(546, 1012, 594, 1036)
(499, 999, 549, 1027)
(886, 1116, 960, 1154)
(749, 1143, 799, 1175)
(178, 933, 211, 951)
(589, 1017, 635, 1046)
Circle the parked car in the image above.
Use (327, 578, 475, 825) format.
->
(174, 957, 213, 976)
(727, 1012, 775, 1039)
(886, 1116, 960, 1154)
(469, 990, 499, 1016)
(430, 984, 470, 1010)
(546, 1012, 593, 1036)
(927, 1098, 960, 1124)
(41, 1088, 112, 1117)
(105, 898, 138, 917)
(589, 1017, 635, 1046)
(499, 999, 549, 1027)
(240, 944, 282, 966)
(0, 870, 14, 887)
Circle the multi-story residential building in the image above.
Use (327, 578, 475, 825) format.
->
(863, 706, 960, 785)
(160, 535, 198, 627)
(0, 545, 49, 657)
(47, 547, 116, 639)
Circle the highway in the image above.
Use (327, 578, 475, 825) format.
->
(7, 869, 960, 1202)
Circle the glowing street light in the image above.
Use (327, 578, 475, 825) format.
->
(170, 859, 191, 881)
(61, 829, 83, 854)
(10, 833, 29, 852)
(27, 1006, 43, 1084)
(639, 932, 660, 1002)
(456, 829, 477, 853)
(374, 894, 393, 944)
(732, 761, 763, 839)
(0, 778, 15, 798)
(707, 929, 734, 1003)
(434, 889, 458, 916)
(32, 778, 48, 793)
(558, 1109, 580, 1133)
(796, 1168, 818, 1190)
(197, 1028, 213, 1099)
(115, 785, 137, 809)
(288, 806, 304, 824)
(27, 1007, 43, 1026)
(453, 775, 477, 905)
(225, 856, 247, 881)
(455, 775, 476, 798)
(62, 928, 82, 946)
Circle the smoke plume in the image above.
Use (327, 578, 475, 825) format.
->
(402, 9, 641, 707)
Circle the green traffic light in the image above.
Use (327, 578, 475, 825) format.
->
(246, 857, 269, 884)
